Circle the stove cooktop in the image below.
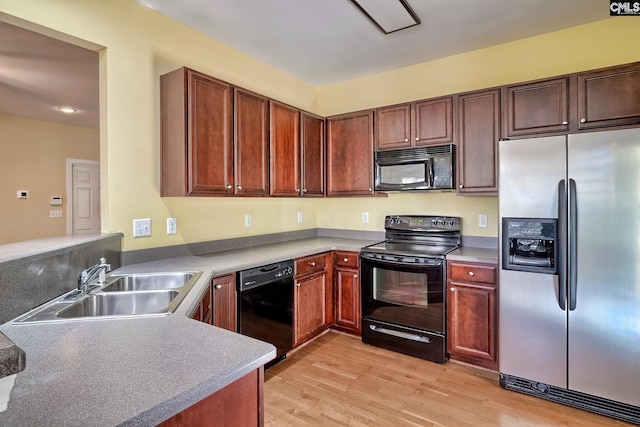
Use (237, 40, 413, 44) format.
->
(362, 241, 458, 259)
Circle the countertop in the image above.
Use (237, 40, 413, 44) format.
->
(447, 246, 498, 264)
(0, 237, 374, 426)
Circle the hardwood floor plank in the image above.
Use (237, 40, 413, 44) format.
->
(264, 331, 634, 426)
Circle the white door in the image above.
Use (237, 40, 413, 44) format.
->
(72, 162, 100, 234)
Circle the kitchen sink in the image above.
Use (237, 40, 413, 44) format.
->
(13, 270, 202, 323)
(56, 290, 179, 318)
(100, 272, 195, 292)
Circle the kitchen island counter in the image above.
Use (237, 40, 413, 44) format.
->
(0, 237, 374, 425)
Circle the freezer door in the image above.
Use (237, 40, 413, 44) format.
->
(567, 128, 640, 407)
(498, 136, 568, 388)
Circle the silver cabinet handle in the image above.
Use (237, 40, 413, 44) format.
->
(354, 274, 358, 279)
(296, 283, 301, 288)
(225, 184, 232, 190)
(296, 188, 300, 192)
(309, 261, 316, 267)
(214, 284, 222, 289)
(468, 271, 475, 277)
(236, 185, 242, 190)
(562, 121, 568, 125)
(302, 188, 308, 193)
(450, 287, 455, 292)
(343, 257, 349, 262)
(580, 118, 586, 123)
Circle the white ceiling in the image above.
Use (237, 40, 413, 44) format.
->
(138, 0, 608, 85)
(0, 1, 608, 129)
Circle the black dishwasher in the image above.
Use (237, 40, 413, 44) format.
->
(237, 260, 294, 368)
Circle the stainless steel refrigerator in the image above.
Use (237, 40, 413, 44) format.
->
(498, 127, 640, 424)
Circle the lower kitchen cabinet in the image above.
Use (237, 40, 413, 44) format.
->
(158, 367, 264, 427)
(333, 251, 361, 336)
(213, 274, 236, 331)
(446, 260, 498, 370)
(294, 253, 331, 346)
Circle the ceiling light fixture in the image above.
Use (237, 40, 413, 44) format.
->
(57, 106, 78, 114)
(350, 0, 420, 34)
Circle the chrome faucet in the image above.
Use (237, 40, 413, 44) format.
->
(77, 257, 111, 293)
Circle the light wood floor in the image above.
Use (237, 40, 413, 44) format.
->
(264, 331, 634, 427)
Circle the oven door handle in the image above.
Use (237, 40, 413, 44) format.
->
(369, 324, 433, 344)
(360, 253, 443, 267)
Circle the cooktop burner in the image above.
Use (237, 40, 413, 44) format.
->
(361, 215, 461, 259)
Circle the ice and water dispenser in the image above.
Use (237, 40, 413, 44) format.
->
(502, 218, 557, 274)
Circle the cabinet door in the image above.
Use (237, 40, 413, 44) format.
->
(577, 63, 640, 130)
(456, 89, 500, 195)
(326, 110, 375, 197)
(334, 266, 361, 335)
(161, 68, 233, 196)
(504, 77, 569, 137)
(213, 274, 237, 332)
(234, 88, 269, 196)
(413, 97, 453, 146)
(294, 272, 327, 346)
(447, 281, 497, 370)
(270, 101, 300, 196)
(375, 104, 411, 150)
(300, 112, 325, 197)
(192, 285, 212, 324)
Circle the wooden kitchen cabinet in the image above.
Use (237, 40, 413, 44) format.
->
(456, 88, 500, 195)
(503, 77, 570, 137)
(234, 87, 269, 196)
(300, 111, 325, 196)
(294, 253, 331, 346)
(213, 274, 237, 332)
(333, 251, 361, 335)
(447, 260, 498, 370)
(158, 367, 263, 427)
(375, 97, 453, 151)
(161, 67, 234, 196)
(577, 62, 640, 130)
(270, 100, 300, 196)
(191, 284, 213, 325)
(326, 110, 375, 197)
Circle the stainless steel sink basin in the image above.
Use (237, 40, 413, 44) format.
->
(100, 272, 194, 292)
(56, 290, 179, 318)
(13, 270, 202, 323)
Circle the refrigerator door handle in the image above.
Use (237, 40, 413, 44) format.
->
(557, 179, 567, 310)
(569, 178, 578, 310)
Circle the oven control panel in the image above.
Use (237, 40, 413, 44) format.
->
(385, 215, 460, 232)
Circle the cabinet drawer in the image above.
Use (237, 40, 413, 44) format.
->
(448, 262, 496, 284)
(334, 251, 359, 268)
(295, 253, 327, 276)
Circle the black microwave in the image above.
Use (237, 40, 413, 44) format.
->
(374, 144, 455, 192)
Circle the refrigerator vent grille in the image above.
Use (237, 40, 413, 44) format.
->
(500, 374, 640, 425)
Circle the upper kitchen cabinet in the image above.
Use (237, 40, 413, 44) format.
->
(577, 62, 640, 130)
(503, 77, 570, 138)
(300, 111, 325, 197)
(161, 67, 233, 196)
(326, 110, 375, 197)
(269, 100, 300, 196)
(456, 89, 500, 195)
(375, 97, 453, 151)
(234, 88, 270, 196)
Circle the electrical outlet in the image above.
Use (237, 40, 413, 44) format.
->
(245, 214, 252, 227)
(133, 218, 151, 237)
(297, 212, 303, 223)
(478, 214, 488, 228)
(167, 217, 177, 235)
(362, 212, 369, 224)
(49, 210, 63, 218)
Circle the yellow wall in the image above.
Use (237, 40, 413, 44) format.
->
(0, 114, 99, 244)
(1, 1, 639, 251)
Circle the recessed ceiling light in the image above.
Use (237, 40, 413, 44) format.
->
(57, 106, 78, 114)
(350, 0, 420, 34)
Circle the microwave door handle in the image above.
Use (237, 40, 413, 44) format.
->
(427, 158, 434, 188)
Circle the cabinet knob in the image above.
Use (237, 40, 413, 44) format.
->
(302, 188, 308, 193)
(368, 188, 372, 192)
(450, 287, 455, 292)
(296, 283, 301, 288)
(343, 257, 349, 262)
(214, 284, 222, 289)
(236, 185, 243, 190)
(296, 188, 300, 192)
(562, 121, 568, 125)
(354, 274, 358, 279)
(225, 184, 232, 190)
(580, 118, 586, 123)
(309, 261, 316, 267)
(468, 271, 475, 277)
(404, 138, 408, 142)
(459, 184, 464, 189)
(415, 137, 419, 141)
